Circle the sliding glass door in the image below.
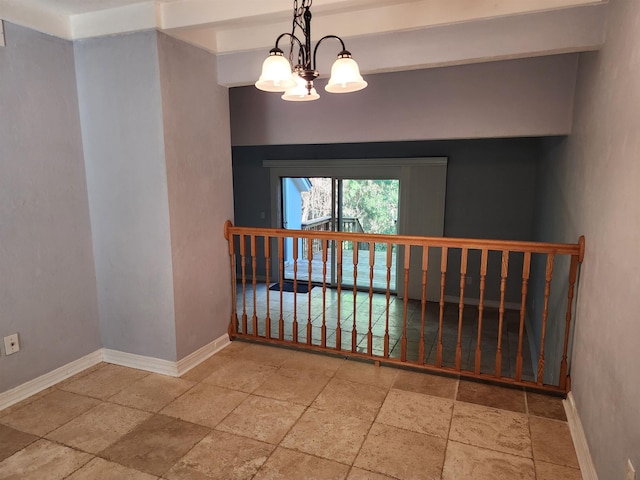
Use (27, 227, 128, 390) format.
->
(282, 176, 399, 291)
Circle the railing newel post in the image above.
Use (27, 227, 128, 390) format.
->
(307, 244, 313, 345)
(293, 237, 299, 344)
(495, 250, 509, 378)
(475, 249, 488, 375)
(240, 234, 248, 334)
(352, 242, 359, 353)
(367, 242, 375, 357)
(515, 252, 531, 381)
(456, 248, 468, 371)
(251, 235, 258, 337)
(419, 244, 429, 365)
(265, 236, 271, 340)
(384, 243, 392, 358)
(437, 247, 448, 368)
(401, 244, 410, 362)
(559, 253, 580, 391)
(537, 253, 555, 385)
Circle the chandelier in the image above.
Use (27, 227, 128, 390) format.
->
(255, 0, 368, 102)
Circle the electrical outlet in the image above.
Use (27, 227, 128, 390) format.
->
(626, 459, 636, 480)
(4, 334, 20, 355)
(466, 276, 472, 285)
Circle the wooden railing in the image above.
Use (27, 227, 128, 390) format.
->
(224, 221, 584, 394)
(301, 216, 364, 258)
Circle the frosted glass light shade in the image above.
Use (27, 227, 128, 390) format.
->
(325, 54, 367, 93)
(282, 75, 320, 101)
(255, 50, 296, 92)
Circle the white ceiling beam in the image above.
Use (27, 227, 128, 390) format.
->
(0, 0, 72, 39)
(69, 2, 155, 39)
(0, 0, 604, 49)
(156, 0, 403, 31)
(209, 0, 604, 54)
(217, 3, 607, 87)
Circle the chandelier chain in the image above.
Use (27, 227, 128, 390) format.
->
(290, 0, 311, 68)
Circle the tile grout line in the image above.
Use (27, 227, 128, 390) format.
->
(525, 391, 541, 480)
(248, 351, 348, 479)
(343, 366, 398, 480)
(440, 376, 461, 479)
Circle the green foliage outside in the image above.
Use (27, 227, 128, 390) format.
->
(301, 178, 399, 250)
(342, 179, 399, 235)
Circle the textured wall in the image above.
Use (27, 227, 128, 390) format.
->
(534, 0, 640, 477)
(229, 55, 577, 146)
(0, 23, 101, 391)
(74, 32, 177, 361)
(157, 33, 234, 360)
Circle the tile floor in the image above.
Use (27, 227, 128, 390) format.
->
(236, 284, 535, 381)
(0, 342, 581, 480)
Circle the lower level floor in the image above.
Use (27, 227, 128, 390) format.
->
(235, 282, 535, 382)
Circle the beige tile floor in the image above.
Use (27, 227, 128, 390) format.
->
(0, 342, 581, 480)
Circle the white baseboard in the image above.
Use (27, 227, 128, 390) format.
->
(0, 333, 231, 412)
(102, 349, 178, 376)
(564, 392, 598, 480)
(177, 333, 231, 376)
(0, 350, 103, 411)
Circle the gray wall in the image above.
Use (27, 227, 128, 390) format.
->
(157, 33, 234, 359)
(444, 140, 539, 304)
(534, 0, 640, 477)
(230, 55, 577, 146)
(74, 32, 177, 361)
(0, 23, 101, 391)
(232, 138, 540, 303)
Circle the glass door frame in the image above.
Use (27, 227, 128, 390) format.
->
(279, 174, 400, 291)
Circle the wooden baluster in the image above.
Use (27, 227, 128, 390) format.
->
(474, 249, 488, 375)
(537, 253, 555, 385)
(321, 239, 328, 348)
(419, 246, 429, 364)
(307, 244, 313, 345)
(278, 237, 284, 341)
(293, 237, 299, 344)
(251, 235, 258, 336)
(559, 253, 580, 391)
(367, 242, 375, 356)
(240, 234, 248, 334)
(401, 245, 411, 362)
(515, 252, 531, 381)
(352, 242, 359, 353)
(229, 232, 238, 334)
(495, 251, 509, 377)
(336, 241, 343, 351)
(437, 247, 448, 367)
(456, 248, 468, 371)
(264, 236, 271, 339)
(384, 243, 392, 358)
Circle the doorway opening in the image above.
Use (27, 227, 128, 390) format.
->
(282, 177, 399, 291)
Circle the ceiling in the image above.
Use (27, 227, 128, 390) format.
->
(0, 0, 607, 86)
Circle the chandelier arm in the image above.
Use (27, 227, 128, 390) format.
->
(274, 32, 306, 65)
(312, 34, 347, 70)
